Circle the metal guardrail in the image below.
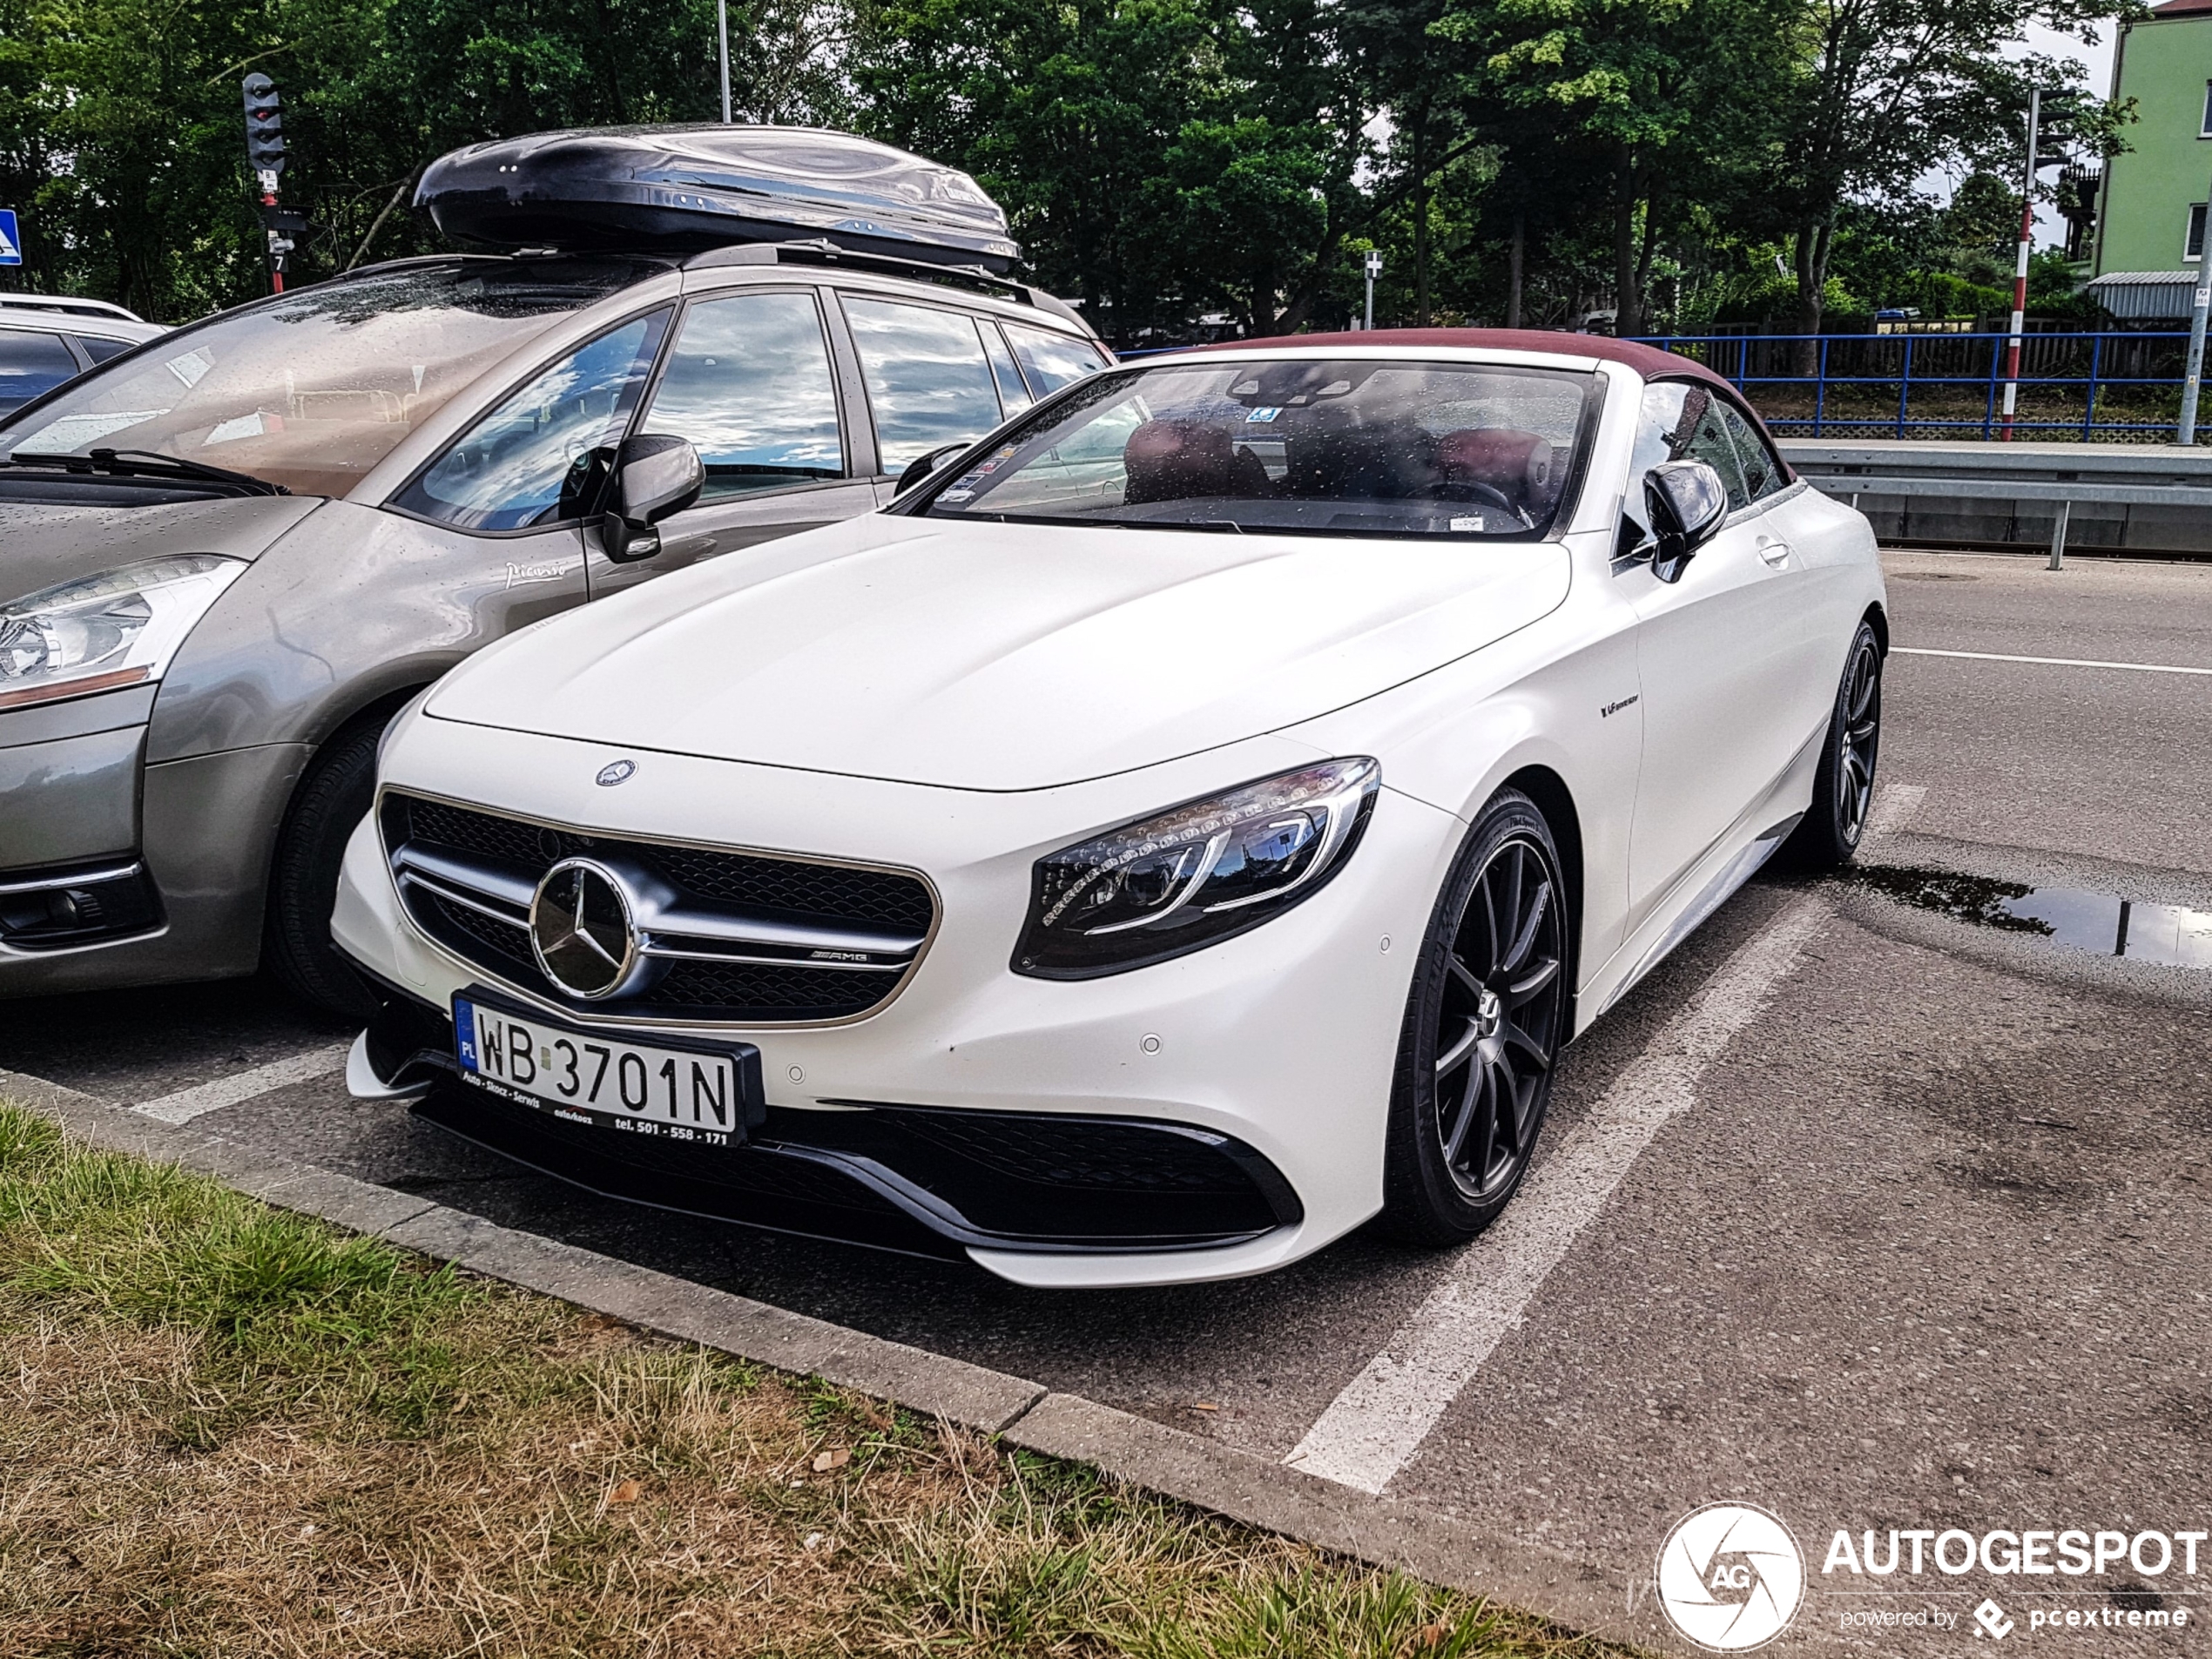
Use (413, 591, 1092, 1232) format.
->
(1783, 438, 2212, 563)
(1631, 330, 2198, 444)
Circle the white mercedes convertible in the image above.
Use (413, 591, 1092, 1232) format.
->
(334, 330, 1885, 1288)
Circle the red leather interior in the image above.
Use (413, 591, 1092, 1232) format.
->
(1437, 427, 1555, 509)
(1123, 421, 1271, 503)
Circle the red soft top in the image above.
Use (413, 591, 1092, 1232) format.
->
(1179, 327, 1792, 479)
(1188, 327, 1735, 391)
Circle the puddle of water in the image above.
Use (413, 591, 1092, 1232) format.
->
(1846, 865, 2212, 969)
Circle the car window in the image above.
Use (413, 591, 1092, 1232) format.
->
(392, 310, 670, 533)
(1005, 323, 1108, 395)
(74, 334, 134, 364)
(0, 258, 661, 497)
(981, 322, 1032, 416)
(0, 328, 82, 415)
(922, 357, 1596, 540)
(842, 297, 1004, 474)
(638, 291, 843, 501)
(1634, 381, 1748, 512)
(1716, 401, 1785, 502)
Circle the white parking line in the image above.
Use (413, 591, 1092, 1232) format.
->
(1895, 646, 2212, 678)
(133, 1042, 352, 1125)
(1285, 895, 1829, 1494)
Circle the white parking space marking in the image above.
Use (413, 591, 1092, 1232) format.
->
(1863, 782, 1927, 846)
(1895, 646, 2212, 678)
(133, 1042, 351, 1124)
(1285, 896, 1828, 1494)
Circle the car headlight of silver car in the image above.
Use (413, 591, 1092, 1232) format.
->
(1013, 757, 1381, 979)
(0, 556, 245, 712)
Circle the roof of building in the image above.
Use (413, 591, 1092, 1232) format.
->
(2085, 269, 2201, 319)
(2149, 0, 2212, 17)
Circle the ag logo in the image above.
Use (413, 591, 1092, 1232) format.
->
(1655, 1502, 1804, 1651)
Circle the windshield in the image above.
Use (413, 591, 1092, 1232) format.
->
(0, 258, 663, 497)
(921, 357, 1597, 539)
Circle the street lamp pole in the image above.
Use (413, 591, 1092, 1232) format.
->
(2181, 172, 2212, 444)
(1364, 250, 1382, 331)
(718, 0, 732, 123)
(2000, 87, 2041, 442)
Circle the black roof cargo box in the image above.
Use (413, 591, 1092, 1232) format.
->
(415, 125, 1021, 272)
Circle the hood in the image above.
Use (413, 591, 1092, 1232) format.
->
(0, 494, 323, 605)
(425, 515, 1571, 791)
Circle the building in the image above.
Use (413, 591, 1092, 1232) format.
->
(2089, 0, 2212, 318)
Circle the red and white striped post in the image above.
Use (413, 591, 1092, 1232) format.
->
(2000, 89, 2042, 442)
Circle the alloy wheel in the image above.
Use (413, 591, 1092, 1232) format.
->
(1838, 635, 1882, 843)
(1433, 834, 1566, 1200)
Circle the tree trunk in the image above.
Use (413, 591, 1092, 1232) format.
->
(1507, 213, 1524, 329)
(1414, 109, 1431, 327)
(1634, 202, 1661, 337)
(1613, 147, 1641, 337)
(1793, 215, 1834, 374)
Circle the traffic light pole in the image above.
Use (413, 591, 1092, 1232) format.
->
(2000, 88, 2040, 442)
(242, 74, 290, 294)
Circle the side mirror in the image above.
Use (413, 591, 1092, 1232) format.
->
(894, 442, 967, 497)
(1643, 459, 1729, 583)
(598, 434, 704, 563)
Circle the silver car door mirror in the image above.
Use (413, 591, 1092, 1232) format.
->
(601, 433, 704, 563)
(1644, 459, 1728, 583)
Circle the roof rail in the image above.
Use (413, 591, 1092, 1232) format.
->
(686, 239, 1092, 336)
(0, 293, 146, 322)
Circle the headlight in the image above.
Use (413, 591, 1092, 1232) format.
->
(1013, 757, 1380, 979)
(0, 556, 245, 712)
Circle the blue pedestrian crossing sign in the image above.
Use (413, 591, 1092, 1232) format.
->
(0, 210, 20, 265)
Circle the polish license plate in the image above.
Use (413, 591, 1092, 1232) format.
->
(452, 993, 760, 1146)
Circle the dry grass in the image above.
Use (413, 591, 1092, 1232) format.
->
(0, 1103, 1635, 1658)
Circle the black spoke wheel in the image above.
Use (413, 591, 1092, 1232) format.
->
(1382, 789, 1570, 1244)
(1784, 619, 1884, 870)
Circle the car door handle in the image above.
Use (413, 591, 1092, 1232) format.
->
(1755, 536, 1792, 566)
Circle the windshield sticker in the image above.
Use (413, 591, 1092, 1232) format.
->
(165, 347, 214, 389)
(940, 489, 974, 502)
(1245, 407, 1281, 423)
(204, 411, 277, 446)
(1449, 517, 1487, 532)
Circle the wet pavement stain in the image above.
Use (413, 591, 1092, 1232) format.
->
(1844, 864, 2212, 969)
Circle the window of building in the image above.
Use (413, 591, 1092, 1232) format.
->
(2188, 203, 2207, 263)
(2201, 79, 2212, 137)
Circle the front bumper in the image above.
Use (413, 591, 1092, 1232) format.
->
(0, 695, 307, 995)
(334, 717, 1462, 1287)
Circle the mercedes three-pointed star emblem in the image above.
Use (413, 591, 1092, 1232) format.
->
(529, 858, 640, 1000)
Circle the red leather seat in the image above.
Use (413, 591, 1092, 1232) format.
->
(1437, 428, 1556, 510)
(1124, 420, 1271, 504)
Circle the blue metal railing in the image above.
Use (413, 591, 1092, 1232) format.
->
(1626, 330, 2195, 442)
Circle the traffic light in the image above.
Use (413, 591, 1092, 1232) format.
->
(242, 73, 286, 179)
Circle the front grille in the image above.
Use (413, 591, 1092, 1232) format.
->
(399, 795, 931, 935)
(382, 791, 934, 1025)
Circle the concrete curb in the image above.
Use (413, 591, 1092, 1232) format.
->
(2, 1065, 1714, 1655)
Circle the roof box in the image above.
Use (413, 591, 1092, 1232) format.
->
(415, 125, 1021, 272)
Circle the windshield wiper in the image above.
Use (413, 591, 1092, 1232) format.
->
(4, 447, 289, 496)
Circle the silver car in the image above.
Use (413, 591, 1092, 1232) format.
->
(0, 294, 167, 417)
(0, 246, 1108, 1013)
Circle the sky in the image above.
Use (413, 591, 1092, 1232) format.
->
(1914, 20, 2121, 246)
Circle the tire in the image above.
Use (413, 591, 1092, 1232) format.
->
(264, 711, 388, 1021)
(1380, 789, 1572, 1247)
(1782, 620, 1883, 871)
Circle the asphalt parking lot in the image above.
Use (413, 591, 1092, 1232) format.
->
(8, 546, 2212, 1654)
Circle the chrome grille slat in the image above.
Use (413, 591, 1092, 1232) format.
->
(381, 790, 935, 1026)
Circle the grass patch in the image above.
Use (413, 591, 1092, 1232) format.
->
(0, 1103, 1633, 1657)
